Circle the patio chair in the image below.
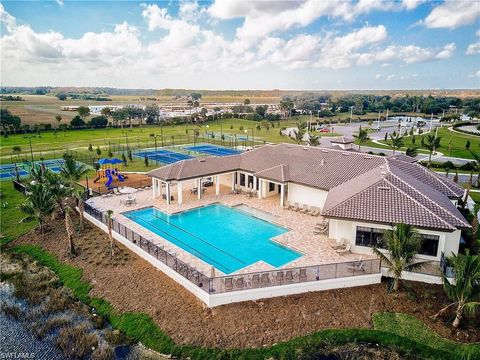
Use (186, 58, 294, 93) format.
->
(235, 277, 245, 289)
(224, 278, 233, 291)
(251, 274, 261, 288)
(261, 273, 270, 286)
(299, 268, 307, 282)
(276, 271, 285, 284)
(330, 238, 346, 250)
(299, 204, 309, 214)
(347, 256, 365, 272)
(292, 202, 301, 212)
(309, 207, 320, 216)
(336, 242, 352, 255)
(285, 270, 294, 283)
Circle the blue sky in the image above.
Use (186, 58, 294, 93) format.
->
(1, 0, 479, 90)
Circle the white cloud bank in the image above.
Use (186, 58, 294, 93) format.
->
(423, 0, 480, 29)
(0, 1, 464, 88)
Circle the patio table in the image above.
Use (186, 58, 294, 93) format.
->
(119, 187, 137, 194)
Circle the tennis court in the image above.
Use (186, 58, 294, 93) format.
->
(184, 144, 242, 157)
(135, 149, 193, 164)
(0, 163, 29, 179)
(35, 158, 66, 173)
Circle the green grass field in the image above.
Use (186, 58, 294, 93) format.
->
(362, 127, 480, 159)
(0, 181, 35, 246)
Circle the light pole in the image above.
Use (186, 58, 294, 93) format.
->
(150, 134, 158, 154)
(350, 106, 353, 124)
(28, 136, 34, 165)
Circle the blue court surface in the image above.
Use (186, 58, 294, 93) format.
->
(135, 149, 193, 164)
(184, 144, 242, 156)
(0, 163, 28, 179)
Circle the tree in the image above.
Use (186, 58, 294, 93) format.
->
(144, 104, 159, 124)
(471, 203, 480, 242)
(255, 105, 268, 118)
(469, 150, 480, 187)
(101, 107, 112, 118)
(20, 183, 56, 237)
(55, 115, 62, 128)
(12, 145, 21, 159)
(111, 108, 128, 128)
(88, 144, 93, 152)
(423, 134, 441, 166)
(77, 106, 90, 120)
(190, 92, 202, 101)
(70, 115, 86, 128)
(106, 210, 115, 259)
(64, 206, 76, 256)
(244, 99, 250, 105)
(60, 154, 90, 187)
(96, 146, 101, 155)
(88, 116, 108, 128)
(122, 153, 127, 166)
(433, 250, 480, 328)
(389, 133, 404, 154)
(73, 190, 85, 231)
(56, 93, 67, 101)
(372, 223, 423, 292)
(307, 134, 320, 147)
(0, 108, 21, 135)
(405, 147, 418, 158)
(279, 98, 294, 118)
(144, 156, 149, 167)
(466, 140, 471, 150)
(353, 126, 370, 150)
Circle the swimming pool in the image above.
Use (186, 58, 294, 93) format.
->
(124, 204, 301, 274)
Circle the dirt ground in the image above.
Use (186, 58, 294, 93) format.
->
(13, 216, 480, 349)
(78, 173, 151, 194)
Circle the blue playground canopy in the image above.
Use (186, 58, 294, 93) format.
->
(98, 158, 122, 165)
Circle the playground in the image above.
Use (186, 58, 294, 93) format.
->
(93, 158, 127, 189)
(80, 172, 150, 195)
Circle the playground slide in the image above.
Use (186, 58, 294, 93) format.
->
(105, 170, 114, 188)
(117, 173, 125, 182)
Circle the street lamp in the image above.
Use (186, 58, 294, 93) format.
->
(150, 134, 158, 154)
(28, 135, 34, 166)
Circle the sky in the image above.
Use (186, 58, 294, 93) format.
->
(0, 0, 479, 90)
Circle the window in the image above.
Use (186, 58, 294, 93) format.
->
(248, 175, 253, 189)
(239, 173, 245, 186)
(420, 234, 439, 257)
(355, 226, 384, 248)
(269, 182, 275, 192)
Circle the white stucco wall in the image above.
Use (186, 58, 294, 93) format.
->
(328, 218, 461, 261)
(287, 183, 328, 209)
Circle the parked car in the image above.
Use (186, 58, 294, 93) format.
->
(319, 128, 330, 133)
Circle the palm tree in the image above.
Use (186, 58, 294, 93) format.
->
(389, 133, 404, 154)
(405, 147, 418, 158)
(60, 154, 90, 187)
(43, 170, 73, 216)
(307, 134, 320, 147)
(64, 206, 76, 256)
(106, 210, 114, 259)
(433, 250, 480, 328)
(293, 129, 305, 144)
(20, 183, 56, 237)
(423, 134, 441, 166)
(471, 203, 480, 243)
(353, 126, 369, 150)
(469, 150, 480, 187)
(74, 189, 86, 231)
(373, 223, 423, 292)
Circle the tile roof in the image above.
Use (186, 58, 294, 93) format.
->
(147, 143, 468, 230)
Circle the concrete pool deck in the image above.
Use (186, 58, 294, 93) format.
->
(86, 184, 376, 277)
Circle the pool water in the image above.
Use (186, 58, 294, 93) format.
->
(124, 204, 301, 274)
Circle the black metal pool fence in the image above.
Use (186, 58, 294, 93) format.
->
(83, 202, 381, 295)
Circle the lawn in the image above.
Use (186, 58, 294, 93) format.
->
(363, 126, 480, 160)
(0, 181, 35, 246)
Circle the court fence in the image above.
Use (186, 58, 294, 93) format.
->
(83, 201, 382, 296)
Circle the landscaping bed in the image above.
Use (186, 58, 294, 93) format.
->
(11, 215, 480, 350)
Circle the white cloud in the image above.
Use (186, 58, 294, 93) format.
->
(375, 73, 382, 79)
(466, 42, 480, 55)
(423, 0, 480, 29)
(0, 3, 16, 32)
(357, 43, 455, 65)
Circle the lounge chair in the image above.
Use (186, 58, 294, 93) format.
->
(299, 268, 307, 282)
(276, 271, 285, 284)
(300, 204, 309, 214)
(310, 207, 320, 216)
(347, 256, 365, 272)
(224, 278, 233, 291)
(251, 274, 260, 288)
(285, 270, 294, 283)
(336, 242, 352, 255)
(292, 202, 300, 212)
(235, 277, 244, 289)
(330, 238, 346, 250)
(261, 273, 270, 286)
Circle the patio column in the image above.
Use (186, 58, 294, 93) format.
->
(166, 182, 171, 204)
(231, 172, 235, 191)
(258, 179, 262, 199)
(215, 175, 220, 195)
(253, 175, 257, 191)
(177, 181, 183, 205)
(158, 180, 163, 197)
(280, 183, 285, 207)
(152, 178, 156, 198)
(197, 178, 202, 200)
